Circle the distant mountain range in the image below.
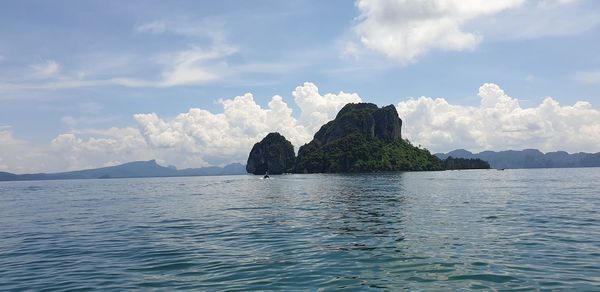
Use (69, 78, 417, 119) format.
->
(3, 148, 597, 182)
(435, 149, 600, 169)
(0, 160, 247, 181)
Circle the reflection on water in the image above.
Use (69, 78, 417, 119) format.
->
(1, 169, 599, 290)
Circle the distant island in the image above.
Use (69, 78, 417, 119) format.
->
(436, 149, 600, 169)
(247, 103, 490, 174)
(19, 102, 600, 181)
(0, 160, 246, 181)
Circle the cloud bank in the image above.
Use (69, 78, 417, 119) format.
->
(397, 83, 600, 153)
(133, 82, 360, 166)
(1, 82, 599, 173)
(351, 0, 595, 63)
(353, 0, 525, 63)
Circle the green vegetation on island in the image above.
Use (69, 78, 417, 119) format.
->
(440, 156, 491, 170)
(246, 132, 296, 175)
(247, 102, 491, 174)
(295, 133, 442, 172)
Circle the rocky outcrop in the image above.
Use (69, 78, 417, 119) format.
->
(312, 103, 401, 145)
(246, 133, 295, 175)
(246, 103, 489, 174)
(294, 103, 441, 173)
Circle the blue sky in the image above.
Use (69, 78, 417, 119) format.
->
(1, 0, 600, 172)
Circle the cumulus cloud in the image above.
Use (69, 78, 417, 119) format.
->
(2, 82, 600, 173)
(353, 0, 525, 64)
(134, 82, 361, 166)
(397, 83, 600, 153)
(49, 127, 153, 171)
(351, 0, 595, 63)
(293, 82, 362, 134)
(0, 127, 154, 173)
(0, 82, 363, 172)
(0, 83, 364, 172)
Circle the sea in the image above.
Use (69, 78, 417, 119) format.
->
(1, 168, 599, 290)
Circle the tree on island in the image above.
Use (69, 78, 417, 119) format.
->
(246, 103, 490, 174)
(246, 133, 295, 175)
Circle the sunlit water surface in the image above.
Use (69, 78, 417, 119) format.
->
(1, 169, 599, 290)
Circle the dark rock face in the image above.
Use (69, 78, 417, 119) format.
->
(373, 105, 402, 142)
(244, 103, 489, 174)
(312, 103, 401, 145)
(246, 133, 295, 175)
(294, 103, 444, 173)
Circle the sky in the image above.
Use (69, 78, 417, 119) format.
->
(1, 0, 600, 173)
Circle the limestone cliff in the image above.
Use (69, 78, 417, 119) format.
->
(246, 133, 295, 175)
(247, 103, 489, 174)
(312, 103, 402, 145)
(294, 103, 440, 173)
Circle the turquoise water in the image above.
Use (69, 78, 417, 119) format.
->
(1, 169, 599, 290)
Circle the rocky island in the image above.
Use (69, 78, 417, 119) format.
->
(246, 103, 490, 174)
(246, 132, 296, 175)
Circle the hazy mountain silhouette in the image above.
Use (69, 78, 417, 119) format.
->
(0, 160, 246, 181)
(436, 149, 600, 169)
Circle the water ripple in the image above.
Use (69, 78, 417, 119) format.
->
(1, 170, 599, 290)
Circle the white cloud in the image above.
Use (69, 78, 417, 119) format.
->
(0, 128, 154, 173)
(397, 83, 600, 153)
(0, 82, 366, 173)
(134, 82, 361, 166)
(30, 60, 60, 78)
(0, 19, 235, 94)
(48, 127, 154, 171)
(0, 46, 236, 93)
(353, 0, 525, 64)
(293, 82, 362, 134)
(136, 19, 235, 86)
(158, 46, 237, 86)
(2, 82, 599, 173)
(351, 0, 596, 63)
